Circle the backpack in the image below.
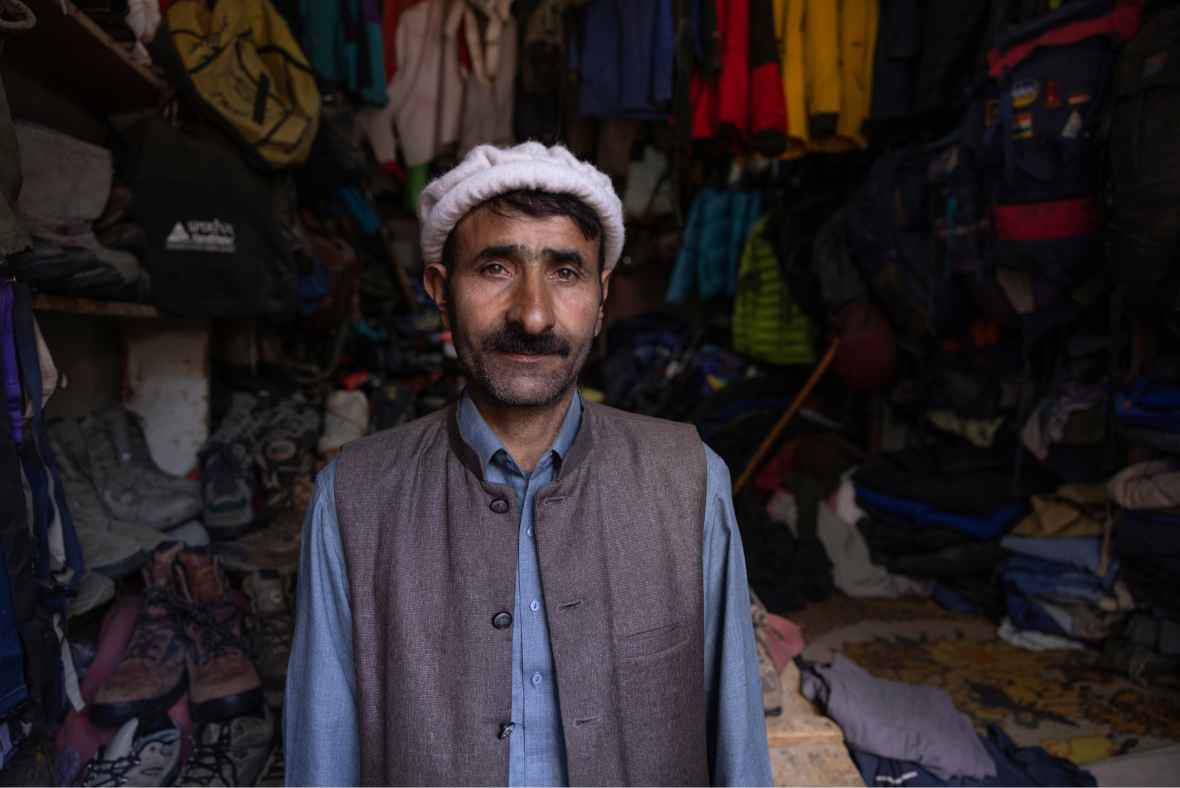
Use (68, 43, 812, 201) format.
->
(150, 0, 321, 170)
(123, 118, 299, 319)
(847, 146, 972, 344)
(1106, 2, 1180, 315)
(963, 0, 1142, 288)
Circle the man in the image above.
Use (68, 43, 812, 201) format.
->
(284, 142, 772, 786)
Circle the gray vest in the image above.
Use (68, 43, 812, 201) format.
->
(334, 400, 710, 786)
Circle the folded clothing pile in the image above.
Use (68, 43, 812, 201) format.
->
(852, 449, 1059, 617)
(1103, 459, 1180, 686)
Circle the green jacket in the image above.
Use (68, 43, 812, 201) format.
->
(732, 216, 816, 365)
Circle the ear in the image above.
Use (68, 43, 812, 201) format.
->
(423, 262, 451, 330)
(594, 268, 612, 337)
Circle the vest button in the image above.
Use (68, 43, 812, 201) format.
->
(492, 611, 513, 630)
(489, 498, 510, 514)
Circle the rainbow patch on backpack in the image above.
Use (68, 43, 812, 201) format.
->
(1011, 79, 1039, 108)
(1013, 112, 1033, 140)
(1068, 89, 1092, 105)
(1144, 52, 1168, 78)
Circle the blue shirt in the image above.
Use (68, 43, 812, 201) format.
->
(283, 392, 772, 787)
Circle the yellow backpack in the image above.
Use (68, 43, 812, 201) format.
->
(152, 0, 321, 170)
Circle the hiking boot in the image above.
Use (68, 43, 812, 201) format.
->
(216, 507, 301, 576)
(50, 418, 145, 579)
(79, 717, 182, 787)
(255, 400, 320, 513)
(90, 543, 189, 725)
(175, 706, 273, 787)
(317, 389, 368, 456)
(243, 569, 294, 709)
(201, 393, 264, 537)
(175, 547, 263, 722)
(96, 404, 202, 499)
(80, 414, 200, 530)
(254, 737, 285, 787)
(0, 729, 59, 787)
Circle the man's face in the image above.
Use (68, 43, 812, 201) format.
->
(423, 205, 611, 408)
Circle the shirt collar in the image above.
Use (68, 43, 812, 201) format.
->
(457, 387, 584, 474)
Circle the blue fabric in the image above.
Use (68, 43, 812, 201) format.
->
(999, 536, 1112, 575)
(852, 723, 1096, 787)
(577, 0, 674, 119)
(298, 0, 387, 107)
(667, 189, 763, 304)
(0, 539, 28, 717)
(1113, 377, 1180, 431)
(283, 392, 772, 787)
(855, 486, 1025, 540)
(931, 582, 987, 616)
(997, 555, 1116, 604)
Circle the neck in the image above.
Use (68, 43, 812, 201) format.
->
(466, 385, 576, 471)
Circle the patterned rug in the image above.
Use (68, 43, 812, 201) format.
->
(787, 596, 1180, 766)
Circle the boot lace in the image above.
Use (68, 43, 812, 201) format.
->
(178, 726, 238, 787)
(81, 752, 139, 787)
(177, 596, 252, 660)
(122, 586, 184, 661)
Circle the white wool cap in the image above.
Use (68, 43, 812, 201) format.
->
(418, 141, 625, 270)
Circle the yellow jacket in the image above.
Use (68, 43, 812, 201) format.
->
(773, 0, 878, 156)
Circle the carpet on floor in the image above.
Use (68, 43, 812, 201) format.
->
(788, 596, 1180, 767)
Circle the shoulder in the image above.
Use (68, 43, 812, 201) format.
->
(584, 400, 702, 442)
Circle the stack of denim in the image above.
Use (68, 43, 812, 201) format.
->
(997, 536, 1120, 646)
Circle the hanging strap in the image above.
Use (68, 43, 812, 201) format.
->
(0, 282, 20, 447)
(10, 285, 83, 617)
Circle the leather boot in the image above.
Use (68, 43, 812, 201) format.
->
(175, 547, 263, 722)
(243, 569, 294, 709)
(90, 542, 189, 725)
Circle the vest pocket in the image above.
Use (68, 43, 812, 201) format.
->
(615, 621, 690, 659)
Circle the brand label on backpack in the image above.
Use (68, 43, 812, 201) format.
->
(1012, 79, 1039, 108)
(165, 220, 237, 253)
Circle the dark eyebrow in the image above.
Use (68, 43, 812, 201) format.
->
(472, 244, 524, 265)
(543, 248, 588, 271)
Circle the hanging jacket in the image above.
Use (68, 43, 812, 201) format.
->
(773, 0, 878, 156)
(732, 216, 817, 365)
(667, 188, 763, 303)
(578, 0, 675, 118)
(690, 0, 788, 154)
(299, 0, 388, 107)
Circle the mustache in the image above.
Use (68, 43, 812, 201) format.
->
(481, 326, 572, 357)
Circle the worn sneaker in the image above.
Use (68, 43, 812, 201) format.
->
(175, 707, 273, 787)
(91, 543, 189, 725)
(255, 400, 320, 513)
(201, 393, 264, 537)
(175, 547, 264, 722)
(254, 737, 285, 787)
(50, 418, 145, 579)
(317, 390, 368, 456)
(96, 404, 201, 499)
(79, 717, 182, 787)
(243, 569, 294, 709)
(79, 414, 200, 530)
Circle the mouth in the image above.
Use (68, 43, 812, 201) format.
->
(496, 351, 556, 364)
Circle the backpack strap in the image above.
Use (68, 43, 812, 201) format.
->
(987, 0, 1143, 76)
(1, 282, 20, 447)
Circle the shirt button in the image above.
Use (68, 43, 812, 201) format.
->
(489, 498, 509, 514)
(531, 672, 543, 688)
(526, 526, 534, 537)
(492, 611, 513, 629)
(530, 600, 539, 612)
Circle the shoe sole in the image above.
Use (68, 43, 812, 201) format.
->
(190, 686, 265, 723)
(92, 549, 147, 580)
(89, 673, 188, 726)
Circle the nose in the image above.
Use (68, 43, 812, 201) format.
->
(504, 265, 556, 337)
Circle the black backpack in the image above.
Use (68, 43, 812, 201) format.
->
(1106, 3, 1180, 315)
(123, 118, 298, 318)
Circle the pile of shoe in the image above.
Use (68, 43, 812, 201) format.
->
(49, 406, 203, 618)
(80, 542, 293, 786)
(200, 393, 320, 540)
(9, 124, 149, 302)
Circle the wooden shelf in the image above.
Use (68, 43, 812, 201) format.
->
(3, 0, 168, 115)
(32, 293, 163, 318)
